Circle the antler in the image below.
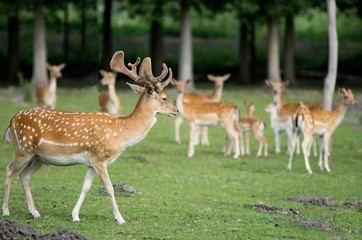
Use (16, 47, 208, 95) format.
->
(110, 51, 172, 90)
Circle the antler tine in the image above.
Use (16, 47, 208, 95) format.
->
(139, 58, 169, 86)
(110, 51, 140, 81)
(159, 68, 173, 90)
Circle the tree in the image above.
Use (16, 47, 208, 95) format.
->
(267, 13, 281, 82)
(178, 0, 194, 92)
(100, 0, 113, 70)
(150, 0, 164, 75)
(323, 0, 338, 110)
(32, 0, 48, 89)
(283, 13, 295, 84)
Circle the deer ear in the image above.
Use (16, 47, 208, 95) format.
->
(185, 79, 191, 84)
(171, 78, 177, 85)
(338, 88, 345, 96)
(207, 74, 215, 81)
(99, 70, 107, 76)
(127, 82, 143, 94)
(223, 73, 231, 81)
(58, 63, 66, 70)
(47, 63, 52, 70)
(265, 79, 271, 86)
(283, 80, 290, 86)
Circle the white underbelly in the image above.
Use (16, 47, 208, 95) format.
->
(37, 151, 91, 166)
(195, 120, 218, 126)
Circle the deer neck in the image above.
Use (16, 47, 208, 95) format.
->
(121, 92, 157, 146)
(333, 99, 348, 127)
(274, 92, 284, 112)
(210, 85, 223, 102)
(246, 108, 253, 118)
(107, 83, 118, 104)
(48, 75, 57, 95)
(175, 92, 185, 116)
(268, 109, 278, 128)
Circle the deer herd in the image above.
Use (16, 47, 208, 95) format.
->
(2, 51, 358, 224)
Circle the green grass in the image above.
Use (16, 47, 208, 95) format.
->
(0, 84, 361, 239)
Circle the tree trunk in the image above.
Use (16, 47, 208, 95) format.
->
(101, 0, 112, 70)
(150, 0, 164, 75)
(7, 14, 20, 83)
(32, 1, 48, 89)
(178, 1, 194, 92)
(323, 0, 338, 111)
(284, 14, 296, 84)
(63, 2, 69, 63)
(239, 19, 250, 84)
(250, 17, 256, 83)
(267, 16, 281, 82)
(81, 0, 87, 62)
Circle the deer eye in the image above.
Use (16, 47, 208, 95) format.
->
(162, 97, 167, 102)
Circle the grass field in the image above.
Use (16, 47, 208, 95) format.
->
(0, 84, 361, 239)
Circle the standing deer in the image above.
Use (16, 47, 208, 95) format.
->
(224, 102, 267, 157)
(174, 74, 230, 146)
(2, 51, 177, 225)
(265, 80, 321, 155)
(172, 79, 240, 159)
(35, 63, 66, 109)
(287, 88, 357, 174)
(98, 70, 123, 116)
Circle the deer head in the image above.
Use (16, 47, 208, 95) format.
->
(171, 79, 191, 93)
(207, 73, 231, 88)
(110, 51, 177, 117)
(265, 80, 289, 96)
(47, 63, 66, 78)
(99, 70, 117, 86)
(338, 88, 357, 106)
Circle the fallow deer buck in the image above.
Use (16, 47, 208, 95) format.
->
(224, 102, 267, 157)
(174, 74, 231, 146)
(98, 70, 123, 116)
(35, 63, 66, 109)
(172, 79, 240, 159)
(265, 80, 321, 155)
(287, 88, 357, 174)
(2, 51, 177, 225)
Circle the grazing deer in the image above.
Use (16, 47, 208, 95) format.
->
(264, 102, 294, 156)
(98, 70, 123, 116)
(174, 74, 230, 146)
(172, 79, 240, 159)
(265, 80, 321, 155)
(224, 102, 267, 157)
(2, 51, 177, 225)
(287, 88, 357, 174)
(35, 63, 66, 109)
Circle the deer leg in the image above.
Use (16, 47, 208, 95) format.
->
(318, 136, 324, 171)
(175, 117, 183, 144)
(313, 135, 318, 157)
(296, 135, 301, 155)
(194, 125, 201, 146)
(275, 131, 281, 154)
(223, 135, 232, 156)
(224, 124, 240, 159)
(188, 122, 196, 157)
(302, 133, 313, 174)
(93, 162, 125, 225)
(287, 130, 298, 172)
(19, 157, 44, 218)
(72, 167, 97, 222)
(201, 126, 210, 146)
(245, 132, 250, 155)
(323, 134, 331, 172)
(240, 132, 245, 156)
(3, 154, 33, 217)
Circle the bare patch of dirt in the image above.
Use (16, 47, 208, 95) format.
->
(99, 183, 142, 197)
(252, 204, 305, 219)
(0, 219, 88, 240)
(294, 220, 340, 232)
(281, 196, 362, 210)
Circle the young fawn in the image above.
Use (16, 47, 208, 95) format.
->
(224, 102, 267, 157)
(2, 51, 177, 225)
(287, 88, 357, 174)
(98, 70, 123, 116)
(172, 79, 240, 159)
(35, 63, 66, 109)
